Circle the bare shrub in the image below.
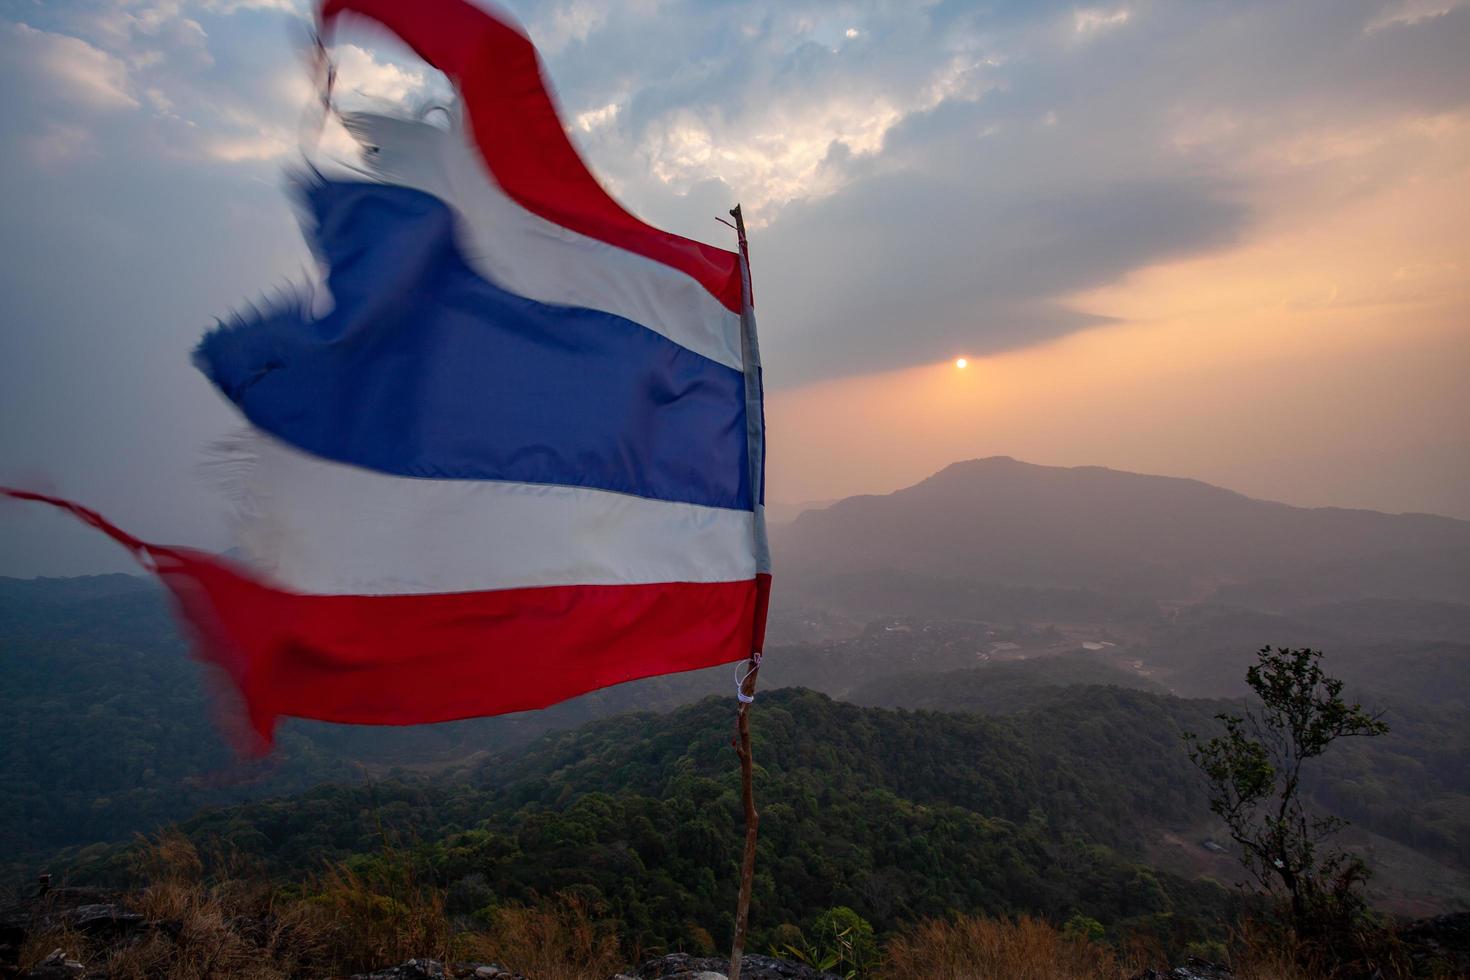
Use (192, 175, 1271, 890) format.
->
(298, 852, 452, 975)
(101, 832, 322, 979)
(457, 892, 624, 980)
(882, 914, 1135, 980)
(1227, 917, 1425, 980)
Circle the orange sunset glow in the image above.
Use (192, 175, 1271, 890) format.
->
(765, 110, 1470, 518)
(1, 0, 1466, 574)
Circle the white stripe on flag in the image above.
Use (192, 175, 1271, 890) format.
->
(217, 435, 758, 596)
(339, 112, 746, 372)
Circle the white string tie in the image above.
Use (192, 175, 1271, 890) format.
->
(735, 651, 763, 703)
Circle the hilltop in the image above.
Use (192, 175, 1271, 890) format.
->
(776, 456, 1470, 611)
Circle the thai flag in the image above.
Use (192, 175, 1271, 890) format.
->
(2, 0, 770, 748)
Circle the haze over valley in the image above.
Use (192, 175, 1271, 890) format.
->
(5, 457, 1466, 947)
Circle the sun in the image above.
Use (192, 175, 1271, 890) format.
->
(954, 357, 969, 369)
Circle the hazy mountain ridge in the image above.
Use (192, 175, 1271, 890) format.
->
(0, 573, 151, 605)
(777, 457, 1470, 607)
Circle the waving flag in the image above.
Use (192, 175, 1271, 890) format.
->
(2, 0, 769, 748)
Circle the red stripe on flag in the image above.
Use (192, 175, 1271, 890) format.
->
(3, 487, 766, 750)
(319, 0, 744, 313)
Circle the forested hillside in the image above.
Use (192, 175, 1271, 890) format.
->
(6, 574, 1469, 916)
(66, 688, 1237, 956)
(0, 577, 737, 871)
(43, 673, 1467, 951)
(0, 577, 1153, 867)
(0, 580, 349, 870)
(854, 663, 1470, 883)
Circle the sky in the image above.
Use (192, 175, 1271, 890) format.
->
(0, 0, 1467, 575)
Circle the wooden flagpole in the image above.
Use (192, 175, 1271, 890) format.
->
(729, 647, 761, 980)
(727, 203, 762, 980)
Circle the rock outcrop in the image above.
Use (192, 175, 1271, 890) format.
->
(352, 953, 839, 980)
(616, 952, 842, 980)
(348, 961, 527, 980)
(1399, 912, 1470, 976)
(1131, 959, 1234, 980)
(1, 886, 833, 980)
(2, 887, 146, 980)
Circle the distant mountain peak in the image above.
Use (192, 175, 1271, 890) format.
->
(925, 456, 1224, 489)
(777, 456, 1470, 607)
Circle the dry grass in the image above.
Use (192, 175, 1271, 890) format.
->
(105, 831, 327, 980)
(456, 892, 625, 980)
(19, 833, 626, 979)
(881, 914, 1141, 979)
(1225, 917, 1435, 980)
(878, 911, 1448, 980)
(12, 833, 322, 980)
(1223, 919, 1321, 980)
(299, 856, 453, 974)
(17, 922, 88, 974)
(25, 836, 1446, 980)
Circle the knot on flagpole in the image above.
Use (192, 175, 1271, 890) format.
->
(735, 651, 763, 703)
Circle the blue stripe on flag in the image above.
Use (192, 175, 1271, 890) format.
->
(196, 178, 752, 511)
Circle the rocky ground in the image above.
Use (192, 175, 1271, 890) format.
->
(346, 952, 843, 980)
(343, 955, 1246, 980)
(0, 888, 846, 980)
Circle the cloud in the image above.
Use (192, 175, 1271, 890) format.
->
(503, 0, 1470, 382)
(8, 0, 1463, 381)
(1072, 7, 1131, 36)
(537, 0, 610, 54)
(204, 132, 293, 162)
(329, 43, 432, 108)
(1365, 0, 1468, 31)
(26, 121, 99, 166)
(756, 165, 1241, 382)
(550, 4, 1008, 220)
(2, 1, 437, 172)
(575, 101, 620, 133)
(88, 2, 214, 72)
(198, 0, 305, 12)
(9, 22, 139, 110)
